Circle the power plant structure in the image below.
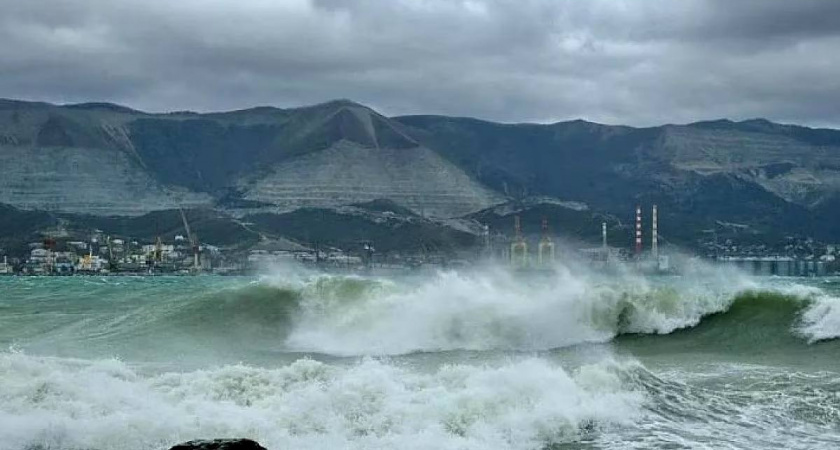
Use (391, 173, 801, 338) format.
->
(497, 206, 666, 272)
(631, 204, 669, 272)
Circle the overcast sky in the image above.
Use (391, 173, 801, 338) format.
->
(1, 0, 838, 127)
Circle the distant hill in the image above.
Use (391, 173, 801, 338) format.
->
(395, 115, 840, 244)
(2, 97, 840, 250)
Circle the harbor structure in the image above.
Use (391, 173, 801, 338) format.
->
(0, 256, 12, 274)
(537, 217, 555, 267)
(179, 209, 201, 273)
(510, 215, 528, 268)
(716, 256, 826, 276)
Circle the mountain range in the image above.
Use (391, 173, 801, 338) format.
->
(2, 97, 840, 254)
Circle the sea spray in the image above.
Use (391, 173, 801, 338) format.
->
(4, 270, 840, 449)
(282, 262, 757, 355)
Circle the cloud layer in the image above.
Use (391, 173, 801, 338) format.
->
(1, 0, 838, 126)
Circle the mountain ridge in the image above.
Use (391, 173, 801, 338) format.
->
(2, 97, 840, 249)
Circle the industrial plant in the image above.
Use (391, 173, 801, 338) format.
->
(0, 201, 835, 277)
(498, 204, 669, 273)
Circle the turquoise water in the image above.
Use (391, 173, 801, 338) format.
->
(1, 268, 839, 449)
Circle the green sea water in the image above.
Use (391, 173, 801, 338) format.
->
(1, 267, 839, 449)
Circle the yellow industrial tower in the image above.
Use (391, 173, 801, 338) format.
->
(537, 217, 555, 267)
(510, 216, 528, 268)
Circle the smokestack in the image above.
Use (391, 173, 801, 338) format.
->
(602, 222, 607, 249)
(652, 204, 659, 259)
(635, 205, 642, 256)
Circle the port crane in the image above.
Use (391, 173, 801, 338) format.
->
(145, 236, 164, 274)
(105, 236, 118, 272)
(179, 209, 200, 273)
(510, 216, 527, 268)
(154, 236, 163, 262)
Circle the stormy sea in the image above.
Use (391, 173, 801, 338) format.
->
(2, 263, 839, 449)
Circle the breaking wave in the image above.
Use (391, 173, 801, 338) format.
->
(263, 267, 838, 355)
(5, 266, 840, 358)
(4, 347, 838, 450)
(4, 270, 840, 449)
(0, 352, 642, 450)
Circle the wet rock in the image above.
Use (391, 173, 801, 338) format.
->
(168, 439, 268, 450)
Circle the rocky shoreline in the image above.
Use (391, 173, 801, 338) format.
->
(168, 440, 267, 450)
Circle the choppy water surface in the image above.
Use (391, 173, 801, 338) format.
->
(1, 264, 839, 449)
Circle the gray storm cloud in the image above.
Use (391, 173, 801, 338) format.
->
(0, 0, 838, 126)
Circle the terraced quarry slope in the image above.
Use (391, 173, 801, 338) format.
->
(0, 101, 211, 216)
(657, 123, 840, 206)
(0, 99, 504, 218)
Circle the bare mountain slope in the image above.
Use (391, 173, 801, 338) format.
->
(0, 145, 210, 216)
(4, 97, 840, 246)
(656, 124, 840, 206)
(0, 99, 505, 218)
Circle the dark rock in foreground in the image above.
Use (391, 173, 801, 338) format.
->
(168, 439, 267, 450)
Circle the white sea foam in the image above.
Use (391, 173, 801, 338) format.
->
(797, 294, 840, 343)
(754, 281, 840, 343)
(0, 352, 642, 450)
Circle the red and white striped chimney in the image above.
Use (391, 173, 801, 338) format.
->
(635, 205, 642, 256)
(652, 204, 658, 259)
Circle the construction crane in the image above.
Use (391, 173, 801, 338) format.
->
(106, 236, 118, 272)
(43, 237, 56, 274)
(81, 242, 93, 272)
(179, 209, 200, 273)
